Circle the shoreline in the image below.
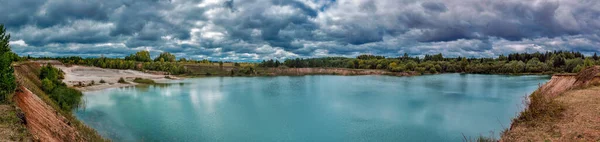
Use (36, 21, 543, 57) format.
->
(45, 62, 180, 92)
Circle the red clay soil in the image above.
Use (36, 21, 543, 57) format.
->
(13, 86, 81, 142)
(537, 66, 600, 98)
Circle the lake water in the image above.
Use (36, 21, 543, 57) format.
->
(75, 74, 549, 141)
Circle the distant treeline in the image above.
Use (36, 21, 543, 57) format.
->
(29, 50, 258, 75)
(260, 51, 600, 74)
(31, 51, 193, 75)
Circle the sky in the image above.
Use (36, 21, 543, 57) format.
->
(2, 0, 600, 61)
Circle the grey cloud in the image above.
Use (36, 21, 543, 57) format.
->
(421, 1, 447, 12)
(2, 0, 600, 61)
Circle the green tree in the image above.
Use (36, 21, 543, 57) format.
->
(40, 64, 60, 81)
(0, 24, 16, 102)
(125, 51, 152, 62)
(155, 52, 176, 62)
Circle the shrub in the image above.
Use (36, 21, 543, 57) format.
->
(99, 79, 106, 83)
(118, 77, 127, 83)
(40, 64, 60, 81)
(49, 86, 83, 111)
(133, 78, 155, 84)
(41, 78, 55, 92)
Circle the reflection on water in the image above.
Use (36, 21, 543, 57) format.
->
(76, 74, 549, 141)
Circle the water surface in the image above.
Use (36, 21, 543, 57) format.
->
(76, 74, 549, 141)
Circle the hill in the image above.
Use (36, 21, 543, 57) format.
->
(502, 66, 600, 141)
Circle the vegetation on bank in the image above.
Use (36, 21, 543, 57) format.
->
(260, 52, 600, 75)
(513, 91, 565, 127)
(118, 77, 127, 84)
(40, 64, 83, 111)
(133, 78, 155, 84)
(0, 24, 31, 141)
(0, 24, 17, 103)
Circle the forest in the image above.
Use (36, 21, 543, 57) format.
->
(260, 51, 600, 74)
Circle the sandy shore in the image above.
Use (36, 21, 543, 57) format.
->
(53, 64, 178, 92)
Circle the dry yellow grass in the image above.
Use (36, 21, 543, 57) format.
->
(502, 85, 600, 141)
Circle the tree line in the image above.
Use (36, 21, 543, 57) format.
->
(33, 51, 189, 75)
(260, 51, 600, 74)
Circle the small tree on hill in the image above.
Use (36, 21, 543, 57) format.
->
(0, 24, 16, 102)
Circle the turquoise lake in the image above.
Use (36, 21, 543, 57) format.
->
(75, 74, 549, 141)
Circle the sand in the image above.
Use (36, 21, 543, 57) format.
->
(53, 64, 174, 92)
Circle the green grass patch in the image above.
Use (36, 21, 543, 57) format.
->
(133, 78, 155, 84)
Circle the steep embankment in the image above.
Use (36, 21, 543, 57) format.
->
(14, 86, 80, 141)
(502, 66, 600, 141)
(266, 68, 419, 76)
(13, 61, 104, 141)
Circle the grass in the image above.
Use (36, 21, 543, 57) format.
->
(133, 78, 155, 84)
(462, 131, 499, 142)
(0, 103, 31, 141)
(13, 62, 106, 141)
(512, 91, 565, 127)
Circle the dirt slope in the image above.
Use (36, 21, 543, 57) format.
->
(14, 86, 81, 142)
(12, 61, 105, 141)
(538, 66, 600, 97)
(502, 66, 600, 141)
(502, 85, 600, 141)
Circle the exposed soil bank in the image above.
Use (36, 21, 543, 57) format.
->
(502, 66, 600, 141)
(14, 86, 80, 142)
(13, 61, 105, 141)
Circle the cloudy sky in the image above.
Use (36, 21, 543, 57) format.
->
(2, 0, 600, 61)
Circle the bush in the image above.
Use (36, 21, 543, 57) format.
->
(41, 78, 55, 92)
(49, 86, 83, 111)
(118, 77, 127, 83)
(133, 78, 155, 84)
(99, 79, 106, 83)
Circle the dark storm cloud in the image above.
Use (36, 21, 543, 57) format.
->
(421, 1, 447, 12)
(2, 0, 600, 61)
